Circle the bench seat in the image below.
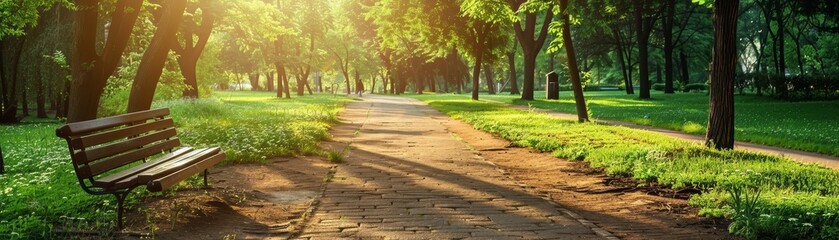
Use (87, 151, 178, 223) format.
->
(56, 108, 226, 229)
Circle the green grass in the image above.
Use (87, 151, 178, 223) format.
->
(410, 94, 839, 239)
(463, 91, 839, 157)
(0, 91, 351, 238)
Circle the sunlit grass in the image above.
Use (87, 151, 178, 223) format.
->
(443, 91, 839, 157)
(410, 94, 839, 239)
(0, 91, 351, 238)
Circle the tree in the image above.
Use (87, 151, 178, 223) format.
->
(174, 0, 217, 99)
(509, 1, 554, 100)
(557, 0, 589, 122)
(126, 0, 188, 113)
(663, 0, 676, 93)
(705, 0, 739, 149)
(633, 0, 656, 99)
(1, 0, 68, 123)
(67, 0, 144, 122)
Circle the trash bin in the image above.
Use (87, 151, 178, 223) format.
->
(546, 71, 559, 100)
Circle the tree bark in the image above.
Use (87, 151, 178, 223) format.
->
(126, 0, 188, 113)
(266, 72, 274, 91)
(634, 0, 653, 99)
(706, 0, 739, 150)
(36, 77, 47, 118)
(68, 0, 143, 122)
(663, 0, 675, 93)
(506, 51, 519, 95)
(560, 0, 589, 122)
(484, 64, 496, 94)
(680, 50, 690, 91)
(775, 0, 785, 75)
(248, 73, 260, 90)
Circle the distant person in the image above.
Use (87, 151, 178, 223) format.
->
(354, 71, 365, 97)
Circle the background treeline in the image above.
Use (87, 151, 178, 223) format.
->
(1, 0, 838, 124)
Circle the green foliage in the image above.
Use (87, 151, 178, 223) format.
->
(411, 94, 839, 239)
(0, 92, 350, 238)
(0, 0, 70, 38)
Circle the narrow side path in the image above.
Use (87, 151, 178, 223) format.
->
(295, 95, 608, 239)
(494, 101, 839, 170)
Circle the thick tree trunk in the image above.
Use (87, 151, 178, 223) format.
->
(1, 38, 27, 123)
(174, 2, 213, 99)
(521, 51, 536, 100)
(663, 0, 675, 94)
(560, 0, 589, 122)
(68, 0, 143, 122)
(706, 0, 739, 150)
(248, 73, 260, 91)
(506, 51, 519, 95)
(266, 72, 274, 91)
(180, 58, 199, 98)
(515, 10, 553, 101)
(484, 64, 496, 95)
(126, 0, 187, 113)
(635, 0, 652, 99)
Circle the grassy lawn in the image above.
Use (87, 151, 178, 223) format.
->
(467, 91, 839, 157)
(410, 94, 839, 239)
(0, 91, 351, 238)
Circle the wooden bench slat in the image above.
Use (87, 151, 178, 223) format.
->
(136, 148, 220, 182)
(86, 139, 181, 177)
(147, 152, 226, 192)
(57, 109, 170, 137)
(71, 119, 175, 149)
(92, 147, 194, 188)
(77, 128, 177, 164)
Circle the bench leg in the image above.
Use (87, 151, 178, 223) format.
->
(113, 190, 132, 230)
(203, 169, 208, 187)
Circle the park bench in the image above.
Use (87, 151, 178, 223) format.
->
(55, 108, 225, 229)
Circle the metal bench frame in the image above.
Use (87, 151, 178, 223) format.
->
(56, 108, 225, 229)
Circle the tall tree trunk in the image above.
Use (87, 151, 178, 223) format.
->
(506, 51, 519, 94)
(775, 0, 785, 75)
(663, 0, 675, 93)
(21, 86, 28, 117)
(266, 72, 274, 91)
(274, 63, 284, 97)
(1, 37, 27, 123)
(706, 0, 739, 150)
(68, 0, 143, 122)
(560, 0, 589, 122)
(484, 64, 496, 94)
(680, 50, 690, 92)
(281, 66, 291, 98)
(635, 0, 652, 99)
(126, 0, 188, 113)
(36, 75, 47, 118)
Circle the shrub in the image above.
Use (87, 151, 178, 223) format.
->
(684, 83, 708, 92)
(653, 83, 666, 91)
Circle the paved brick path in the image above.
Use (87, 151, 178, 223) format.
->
(295, 95, 606, 240)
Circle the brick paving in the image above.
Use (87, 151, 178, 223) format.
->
(295, 95, 606, 240)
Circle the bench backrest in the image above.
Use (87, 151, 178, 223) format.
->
(56, 109, 181, 182)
